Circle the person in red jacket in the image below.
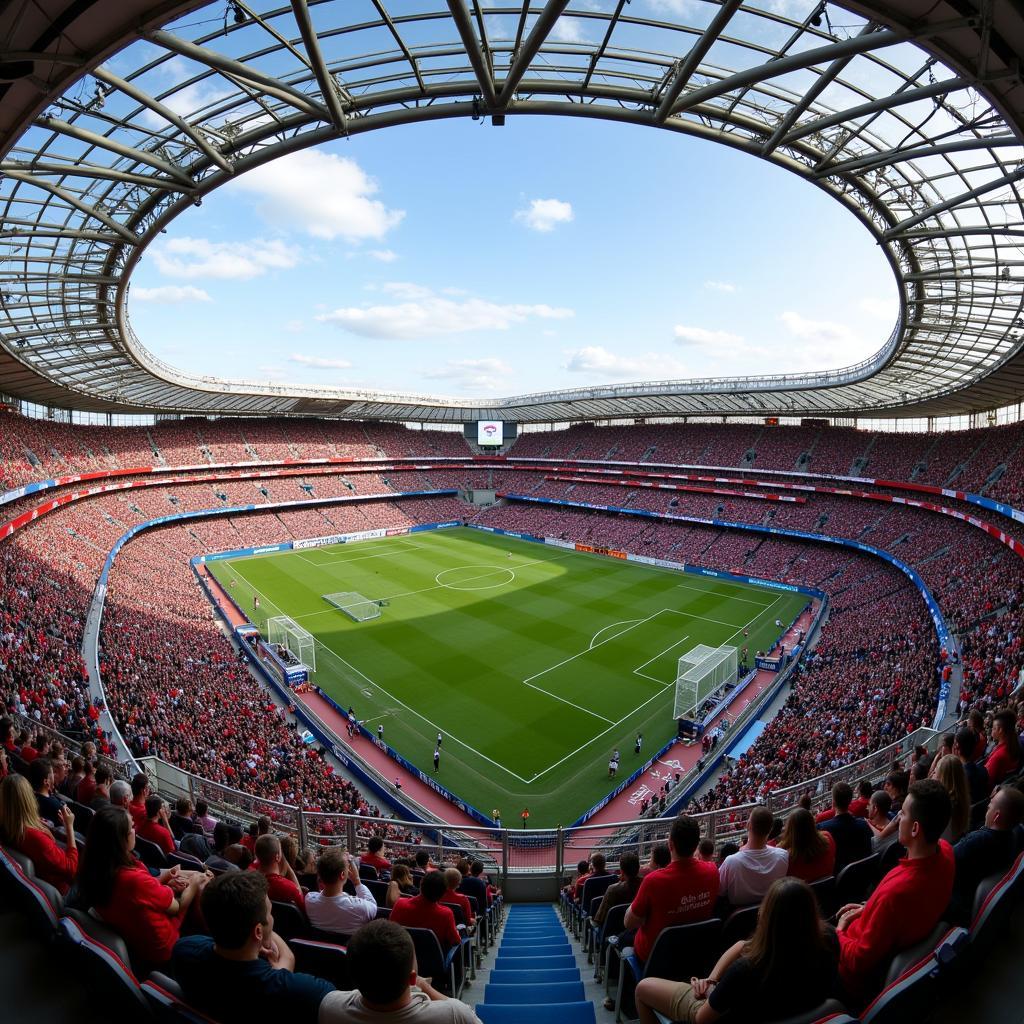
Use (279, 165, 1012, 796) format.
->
(0, 774, 77, 894)
(136, 796, 177, 857)
(251, 833, 305, 910)
(390, 869, 461, 951)
(79, 805, 211, 969)
(358, 834, 392, 875)
(837, 779, 956, 1004)
(442, 868, 475, 927)
(128, 772, 151, 828)
(985, 709, 1022, 790)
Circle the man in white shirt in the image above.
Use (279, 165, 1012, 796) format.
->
(320, 919, 481, 1023)
(305, 846, 378, 939)
(718, 806, 788, 907)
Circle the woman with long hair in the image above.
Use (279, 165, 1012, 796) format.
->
(934, 754, 970, 842)
(635, 877, 839, 1024)
(78, 805, 211, 969)
(778, 808, 836, 883)
(386, 862, 417, 907)
(0, 774, 77, 894)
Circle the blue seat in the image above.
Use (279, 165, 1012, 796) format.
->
(489, 969, 582, 985)
(494, 955, 577, 971)
(477, 1002, 596, 1024)
(484, 982, 585, 1003)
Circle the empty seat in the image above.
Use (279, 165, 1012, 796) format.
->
(142, 972, 220, 1024)
(59, 916, 150, 1017)
(291, 938, 350, 988)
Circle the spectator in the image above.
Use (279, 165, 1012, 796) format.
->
(29, 757, 64, 826)
(252, 834, 305, 911)
(413, 850, 435, 874)
(360, 835, 392, 875)
(442, 868, 475, 928)
(137, 796, 177, 857)
(625, 815, 719, 966)
(0, 774, 77, 895)
(718, 807, 788, 907)
(716, 843, 739, 866)
(563, 859, 589, 902)
(883, 770, 909, 814)
(459, 861, 489, 915)
(954, 727, 990, 805)
(173, 871, 334, 1023)
(128, 773, 150, 827)
(195, 799, 218, 835)
(319, 919, 481, 1023)
(639, 844, 671, 877)
(109, 779, 132, 810)
(866, 791, 899, 854)
(985, 709, 1022, 789)
(950, 785, 1024, 922)
(78, 805, 210, 968)
(575, 853, 608, 901)
(779, 808, 836, 883)
(206, 822, 243, 872)
(387, 863, 417, 908)
(305, 846, 377, 938)
(934, 755, 970, 843)
(696, 839, 716, 863)
(62, 756, 85, 800)
(851, 780, 874, 818)
(90, 765, 113, 809)
(819, 781, 873, 872)
(635, 877, 839, 1024)
(390, 870, 461, 953)
(595, 852, 642, 926)
(837, 779, 955, 1002)
(75, 760, 97, 806)
(169, 797, 201, 840)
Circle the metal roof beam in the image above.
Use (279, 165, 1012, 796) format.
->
(446, 0, 498, 109)
(93, 68, 233, 175)
(498, 0, 573, 106)
(36, 116, 195, 188)
(2, 170, 138, 244)
(882, 165, 1024, 239)
(667, 27, 906, 118)
(145, 29, 331, 123)
(0, 159, 191, 192)
(819, 134, 1020, 177)
(290, 0, 350, 131)
(654, 0, 745, 123)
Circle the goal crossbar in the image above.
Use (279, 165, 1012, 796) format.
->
(674, 643, 738, 721)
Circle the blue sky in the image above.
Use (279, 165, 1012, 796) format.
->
(128, 114, 899, 397)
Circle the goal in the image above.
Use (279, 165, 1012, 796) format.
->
(673, 643, 738, 720)
(324, 591, 382, 622)
(266, 616, 316, 672)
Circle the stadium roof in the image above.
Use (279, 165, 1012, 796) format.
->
(1, 0, 1023, 422)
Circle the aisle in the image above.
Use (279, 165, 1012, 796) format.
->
(475, 904, 596, 1024)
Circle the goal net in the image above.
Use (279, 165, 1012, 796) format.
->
(266, 616, 316, 672)
(673, 644, 738, 720)
(324, 591, 382, 623)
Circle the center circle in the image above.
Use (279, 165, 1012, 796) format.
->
(435, 565, 516, 592)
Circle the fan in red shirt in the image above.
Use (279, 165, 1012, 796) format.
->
(79, 805, 212, 969)
(358, 835, 392, 875)
(128, 771, 151, 828)
(136, 796, 177, 857)
(442, 868, 475, 926)
(0, 775, 78, 894)
(778, 808, 836, 883)
(985, 710, 1022, 790)
(625, 813, 719, 963)
(837, 780, 956, 1004)
(390, 870, 462, 951)
(251, 834, 305, 910)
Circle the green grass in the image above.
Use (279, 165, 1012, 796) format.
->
(208, 527, 807, 826)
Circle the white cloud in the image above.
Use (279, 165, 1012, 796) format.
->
(778, 311, 856, 346)
(703, 280, 736, 293)
(550, 16, 589, 42)
(151, 237, 299, 280)
(673, 325, 745, 347)
(283, 319, 304, 334)
(563, 345, 688, 379)
(231, 150, 404, 242)
(132, 284, 211, 303)
(289, 353, 353, 370)
(423, 358, 512, 391)
(860, 297, 896, 319)
(369, 249, 398, 262)
(316, 285, 573, 339)
(514, 198, 574, 233)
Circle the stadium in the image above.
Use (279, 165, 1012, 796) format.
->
(1, 0, 1023, 1022)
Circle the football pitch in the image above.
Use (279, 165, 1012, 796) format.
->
(208, 527, 807, 826)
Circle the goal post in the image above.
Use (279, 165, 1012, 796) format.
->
(266, 616, 316, 673)
(323, 591, 382, 623)
(674, 643, 738, 720)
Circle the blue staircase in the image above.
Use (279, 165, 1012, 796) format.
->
(477, 904, 596, 1024)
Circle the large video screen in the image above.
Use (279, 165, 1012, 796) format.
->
(477, 420, 504, 446)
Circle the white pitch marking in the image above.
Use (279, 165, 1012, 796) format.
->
(521, 680, 616, 724)
(589, 619, 644, 649)
(632, 633, 690, 680)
